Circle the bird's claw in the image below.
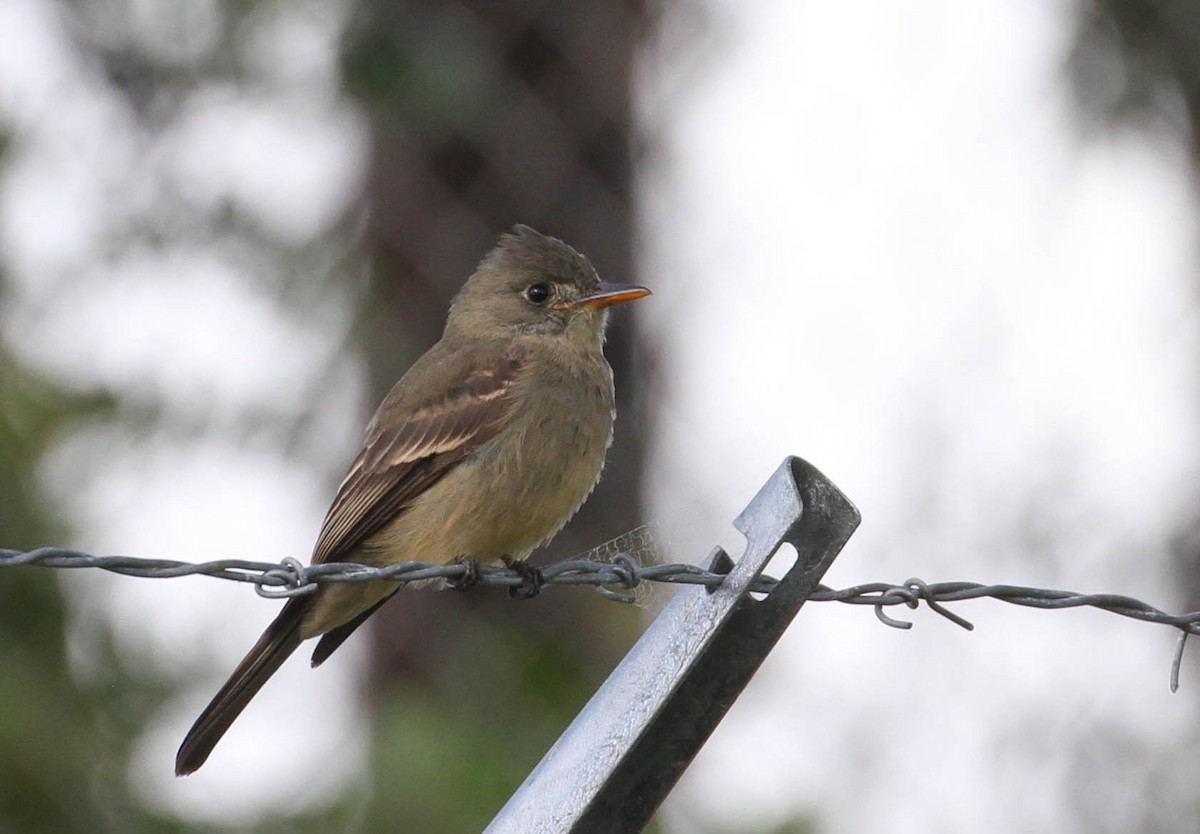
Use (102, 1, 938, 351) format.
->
(502, 556, 545, 599)
(448, 556, 481, 591)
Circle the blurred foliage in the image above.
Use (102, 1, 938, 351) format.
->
(0, 327, 175, 832)
(0, 1, 361, 830)
(9, 0, 1197, 831)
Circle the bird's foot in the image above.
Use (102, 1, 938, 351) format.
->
(502, 556, 545, 599)
(448, 556, 481, 591)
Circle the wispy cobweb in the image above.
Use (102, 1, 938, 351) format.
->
(569, 523, 666, 608)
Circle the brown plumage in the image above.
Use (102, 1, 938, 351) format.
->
(175, 226, 649, 775)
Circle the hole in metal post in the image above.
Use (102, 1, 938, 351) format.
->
(749, 542, 798, 601)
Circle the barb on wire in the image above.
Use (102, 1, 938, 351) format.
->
(5, 545, 1200, 687)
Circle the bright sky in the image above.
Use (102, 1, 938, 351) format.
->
(1, 0, 1198, 831)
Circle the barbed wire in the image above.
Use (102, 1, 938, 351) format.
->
(4, 545, 1199, 690)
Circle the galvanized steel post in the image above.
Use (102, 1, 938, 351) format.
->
(486, 456, 861, 833)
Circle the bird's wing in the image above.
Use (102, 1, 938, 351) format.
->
(311, 344, 527, 565)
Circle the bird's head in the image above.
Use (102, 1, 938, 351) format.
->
(446, 225, 649, 348)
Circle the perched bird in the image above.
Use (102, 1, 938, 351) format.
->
(175, 225, 649, 775)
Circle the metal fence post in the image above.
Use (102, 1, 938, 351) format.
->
(485, 456, 861, 833)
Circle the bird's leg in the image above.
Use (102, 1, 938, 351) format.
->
(448, 556, 481, 591)
(502, 556, 545, 599)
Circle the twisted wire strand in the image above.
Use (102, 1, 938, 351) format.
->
(4, 545, 1199, 688)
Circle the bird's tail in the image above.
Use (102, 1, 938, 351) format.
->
(175, 597, 309, 776)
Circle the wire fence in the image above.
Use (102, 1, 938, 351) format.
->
(4, 544, 1199, 690)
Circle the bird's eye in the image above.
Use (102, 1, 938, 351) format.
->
(525, 283, 552, 305)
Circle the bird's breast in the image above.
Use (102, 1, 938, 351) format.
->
(470, 351, 615, 556)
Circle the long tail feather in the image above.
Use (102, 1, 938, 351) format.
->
(175, 597, 309, 776)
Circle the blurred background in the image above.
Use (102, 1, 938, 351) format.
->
(1, 0, 1198, 832)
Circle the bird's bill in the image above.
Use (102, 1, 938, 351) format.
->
(571, 282, 652, 309)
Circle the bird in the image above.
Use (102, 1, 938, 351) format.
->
(175, 225, 650, 775)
